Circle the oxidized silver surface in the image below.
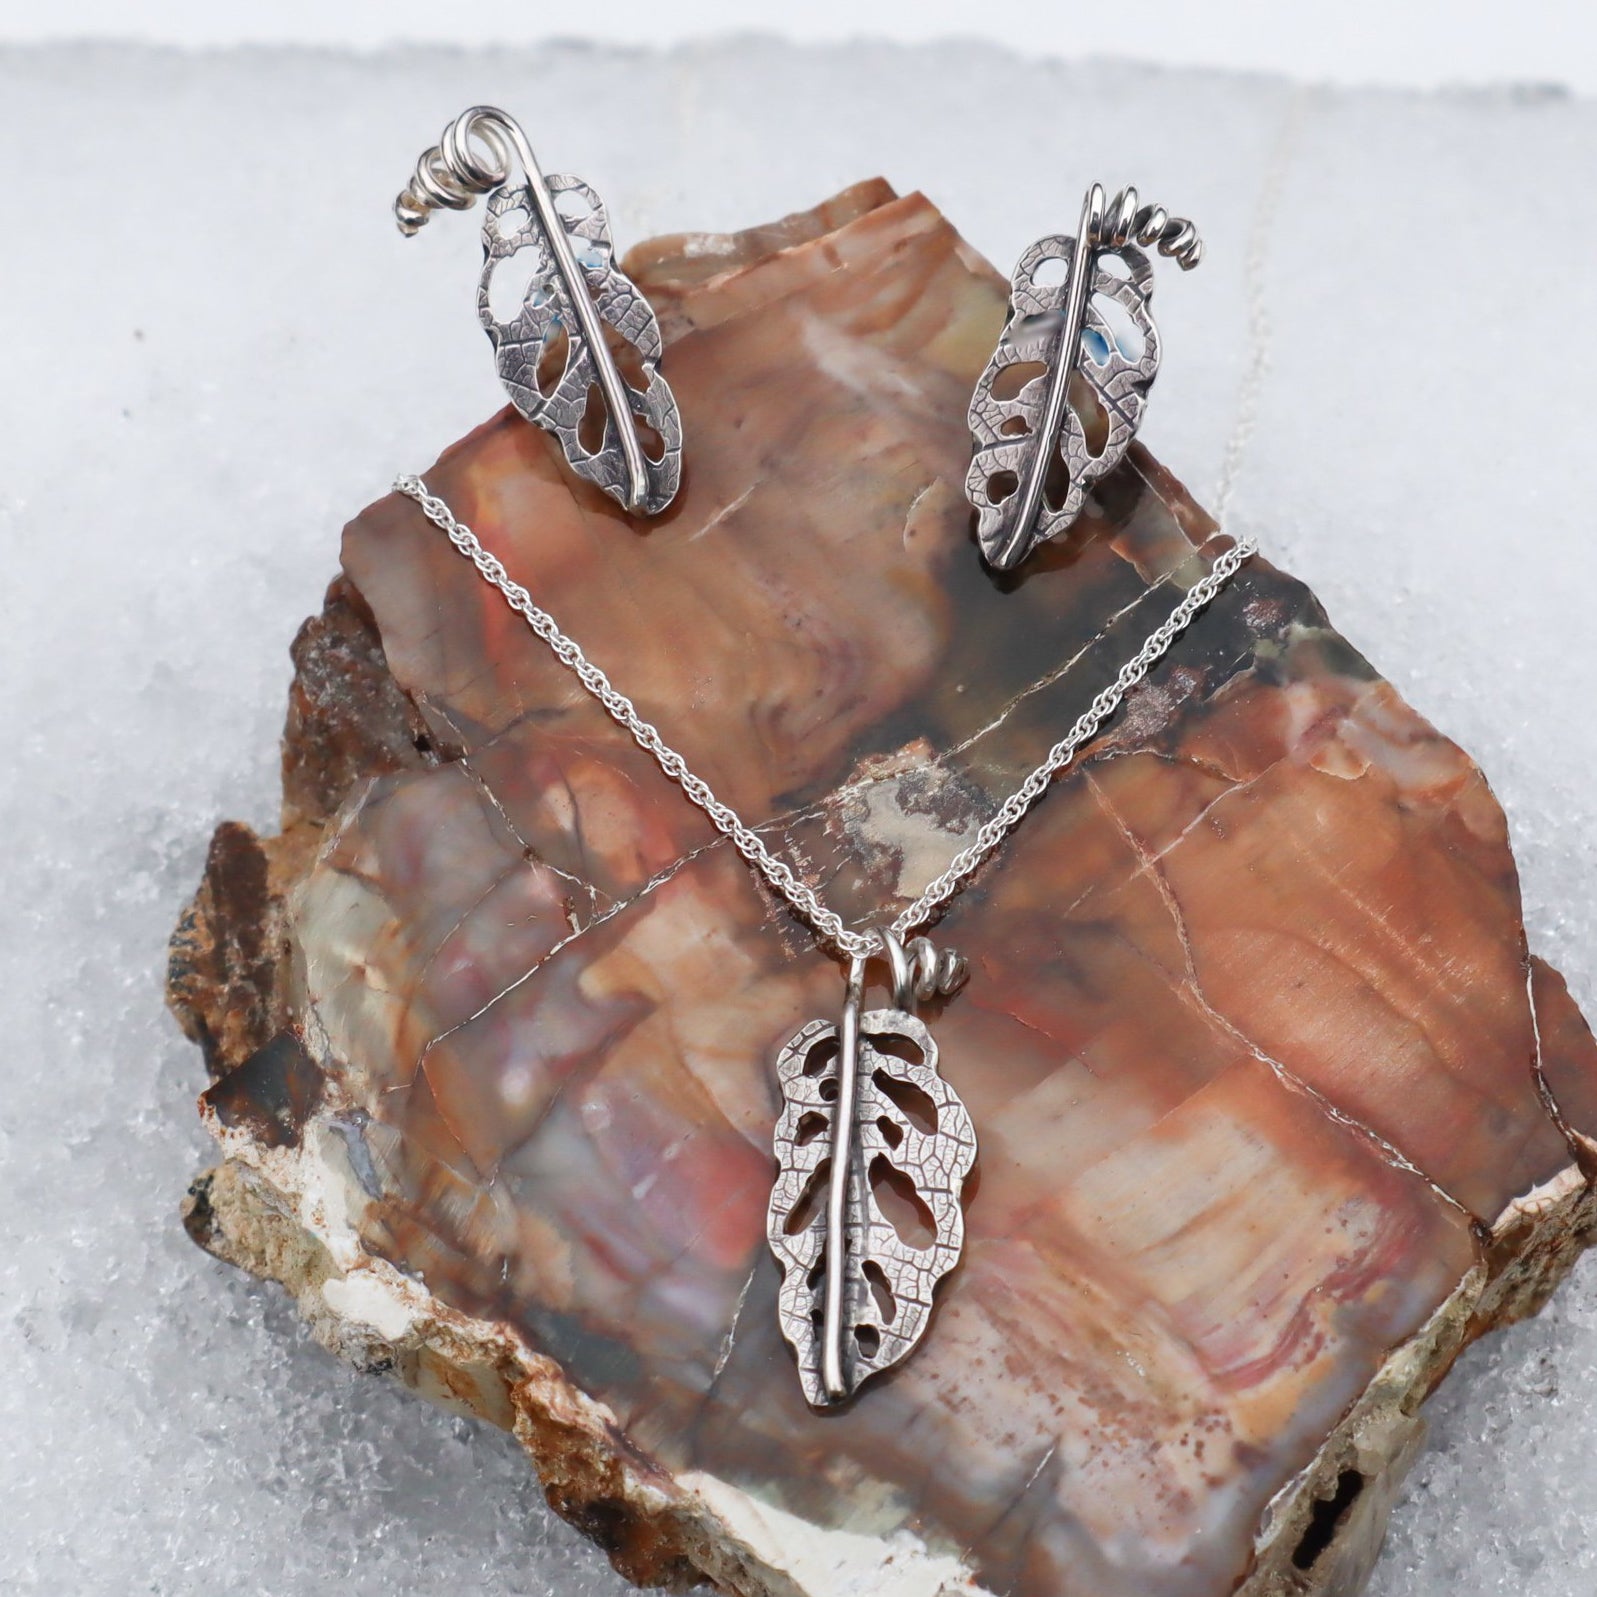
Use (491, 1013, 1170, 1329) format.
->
(966, 184, 1200, 571)
(394, 106, 682, 516)
(767, 1002, 977, 1408)
(477, 177, 682, 515)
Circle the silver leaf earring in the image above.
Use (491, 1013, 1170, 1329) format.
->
(395, 105, 683, 516)
(767, 934, 975, 1407)
(966, 184, 1202, 570)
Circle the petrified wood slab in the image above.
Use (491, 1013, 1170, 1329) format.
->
(168, 180, 1597, 1597)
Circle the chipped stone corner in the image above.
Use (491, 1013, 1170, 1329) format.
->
(186, 1100, 1597, 1597)
(183, 1105, 986, 1597)
(1241, 1161, 1597, 1597)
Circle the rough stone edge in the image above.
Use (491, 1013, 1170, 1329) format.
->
(184, 1097, 991, 1597)
(167, 576, 433, 1083)
(1238, 1150, 1597, 1597)
(182, 1078, 1597, 1597)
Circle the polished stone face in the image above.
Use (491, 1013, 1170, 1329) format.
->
(241, 184, 1595, 1595)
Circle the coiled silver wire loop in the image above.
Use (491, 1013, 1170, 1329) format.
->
(1088, 183, 1203, 271)
(391, 107, 682, 516)
(394, 107, 515, 236)
(880, 932, 969, 1009)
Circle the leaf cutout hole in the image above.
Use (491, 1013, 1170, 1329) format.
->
(534, 324, 570, 398)
(876, 1114, 903, 1151)
(784, 1158, 831, 1237)
(818, 1078, 839, 1102)
(577, 384, 608, 457)
(991, 360, 1048, 401)
(854, 1324, 881, 1358)
(999, 416, 1030, 438)
(632, 412, 666, 465)
(1042, 443, 1072, 510)
(1097, 250, 1133, 280)
(1031, 255, 1069, 289)
(604, 327, 650, 392)
(493, 206, 531, 242)
(862, 1260, 897, 1324)
(869, 1155, 936, 1251)
(872, 1069, 937, 1136)
(1072, 373, 1111, 459)
(986, 470, 1019, 506)
(869, 1033, 925, 1070)
(486, 245, 544, 326)
(554, 188, 592, 222)
(802, 1037, 838, 1078)
(795, 1111, 829, 1147)
(1089, 292, 1145, 362)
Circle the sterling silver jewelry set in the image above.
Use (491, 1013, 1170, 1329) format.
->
(391, 106, 1255, 1408)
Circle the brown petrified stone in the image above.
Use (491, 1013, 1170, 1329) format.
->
(168, 180, 1597, 1597)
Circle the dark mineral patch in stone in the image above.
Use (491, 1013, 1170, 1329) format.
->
(167, 819, 278, 1076)
(282, 576, 433, 833)
(203, 1031, 325, 1151)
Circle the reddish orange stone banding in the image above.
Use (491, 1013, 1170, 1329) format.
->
(257, 185, 1597, 1596)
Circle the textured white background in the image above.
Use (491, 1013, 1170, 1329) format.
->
(2, 37, 1596, 1597)
(5, 0, 1597, 93)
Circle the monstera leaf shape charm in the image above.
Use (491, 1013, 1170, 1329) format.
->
(767, 1007, 976, 1407)
(393, 106, 683, 516)
(477, 178, 682, 515)
(966, 234, 1160, 570)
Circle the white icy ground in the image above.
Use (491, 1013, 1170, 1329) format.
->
(1, 38, 1595, 1597)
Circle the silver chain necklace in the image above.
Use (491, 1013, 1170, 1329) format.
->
(395, 472, 1257, 1406)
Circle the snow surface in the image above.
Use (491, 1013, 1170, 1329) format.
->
(1, 39, 1595, 1597)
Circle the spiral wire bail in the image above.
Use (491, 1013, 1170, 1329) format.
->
(1087, 182, 1204, 272)
(879, 931, 969, 1010)
(390, 105, 666, 516)
(394, 106, 522, 236)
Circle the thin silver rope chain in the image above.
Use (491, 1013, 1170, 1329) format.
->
(396, 474, 1258, 961)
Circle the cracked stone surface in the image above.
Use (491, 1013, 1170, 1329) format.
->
(167, 182, 1597, 1597)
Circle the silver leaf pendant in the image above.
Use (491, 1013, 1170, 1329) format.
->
(477, 175, 682, 515)
(966, 184, 1201, 572)
(767, 958, 977, 1407)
